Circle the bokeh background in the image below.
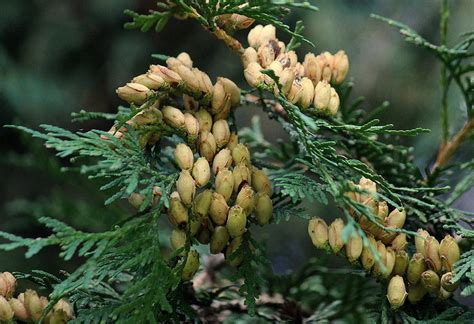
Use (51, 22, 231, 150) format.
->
(1, 0, 473, 303)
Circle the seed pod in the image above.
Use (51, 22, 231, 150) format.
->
(227, 133, 239, 151)
(232, 144, 251, 166)
(345, 231, 363, 263)
(0, 296, 13, 322)
(360, 235, 377, 271)
(248, 24, 263, 48)
(51, 299, 74, 323)
(176, 170, 195, 206)
(149, 64, 182, 85)
(332, 50, 349, 85)
(259, 25, 276, 46)
(162, 106, 186, 130)
(268, 60, 283, 77)
(176, 64, 200, 91)
(440, 272, 459, 292)
(372, 241, 388, 277)
(407, 283, 427, 305)
(251, 169, 272, 196)
(192, 157, 211, 187)
(196, 69, 213, 95)
(391, 233, 407, 251)
(424, 236, 442, 272)
(299, 77, 315, 109)
(421, 270, 440, 293)
(255, 192, 273, 225)
(235, 185, 255, 216)
(244, 62, 265, 87)
(209, 193, 229, 225)
(226, 237, 243, 267)
(279, 68, 296, 95)
(170, 229, 187, 252)
(313, 80, 331, 110)
(24, 289, 43, 322)
(215, 169, 234, 201)
(181, 250, 200, 280)
(377, 201, 389, 219)
(1, 272, 16, 298)
(258, 41, 277, 68)
(177, 52, 193, 68)
(199, 131, 217, 162)
(183, 94, 199, 111)
(382, 247, 396, 278)
(169, 197, 189, 229)
(242, 47, 258, 68)
(210, 226, 230, 254)
(193, 189, 213, 218)
(233, 163, 252, 192)
(197, 227, 211, 244)
(213, 98, 231, 121)
(287, 80, 303, 104)
(415, 228, 429, 257)
(212, 148, 233, 175)
(189, 217, 202, 236)
(116, 83, 152, 104)
(386, 208, 406, 229)
(226, 206, 247, 238)
(387, 275, 407, 310)
(327, 87, 340, 116)
(9, 298, 28, 322)
(132, 73, 165, 90)
(217, 78, 239, 105)
(439, 234, 460, 272)
(303, 53, 322, 85)
(211, 80, 230, 115)
(184, 113, 200, 139)
(276, 51, 298, 69)
(0, 277, 7, 297)
(392, 250, 409, 276)
(213, 119, 231, 148)
(407, 253, 426, 285)
(328, 218, 345, 254)
(438, 287, 451, 300)
(317, 52, 334, 82)
(195, 109, 213, 132)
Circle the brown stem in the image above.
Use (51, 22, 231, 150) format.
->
(431, 118, 474, 172)
(210, 27, 245, 55)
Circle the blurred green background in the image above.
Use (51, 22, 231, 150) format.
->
(0, 0, 472, 298)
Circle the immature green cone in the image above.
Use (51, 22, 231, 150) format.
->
(189, 217, 202, 237)
(407, 253, 426, 285)
(251, 169, 272, 196)
(372, 241, 388, 277)
(169, 197, 189, 228)
(255, 193, 273, 225)
(328, 218, 345, 253)
(424, 236, 442, 272)
(170, 229, 187, 252)
(440, 272, 459, 293)
(391, 233, 407, 251)
(184, 112, 200, 139)
(407, 283, 427, 305)
(213, 119, 231, 148)
(192, 157, 211, 187)
(210, 226, 230, 254)
(392, 250, 409, 276)
(209, 192, 229, 225)
(9, 298, 29, 322)
(421, 270, 440, 293)
(235, 185, 255, 216)
(212, 148, 233, 175)
(116, 82, 151, 104)
(132, 73, 164, 90)
(193, 190, 213, 218)
(439, 234, 460, 272)
(226, 237, 243, 267)
(181, 250, 200, 280)
(174, 143, 194, 171)
(382, 247, 396, 279)
(0, 296, 13, 322)
(233, 163, 252, 192)
(387, 276, 407, 310)
(308, 218, 328, 249)
(195, 109, 213, 132)
(232, 144, 251, 166)
(215, 169, 234, 201)
(24, 289, 43, 322)
(360, 235, 377, 271)
(162, 106, 186, 130)
(226, 205, 247, 238)
(415, 228, 429, 257)
(197, 227, 211, 244)
(345, 231, 363, 263)
(176, 170, 195, 206)
(199, 131, 217, 162)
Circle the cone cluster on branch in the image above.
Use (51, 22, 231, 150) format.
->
(115, 52, 274, 281)
(307, 177, 461, 310)
(0, 272, 73, 323)
(242, 24, 348, 116)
